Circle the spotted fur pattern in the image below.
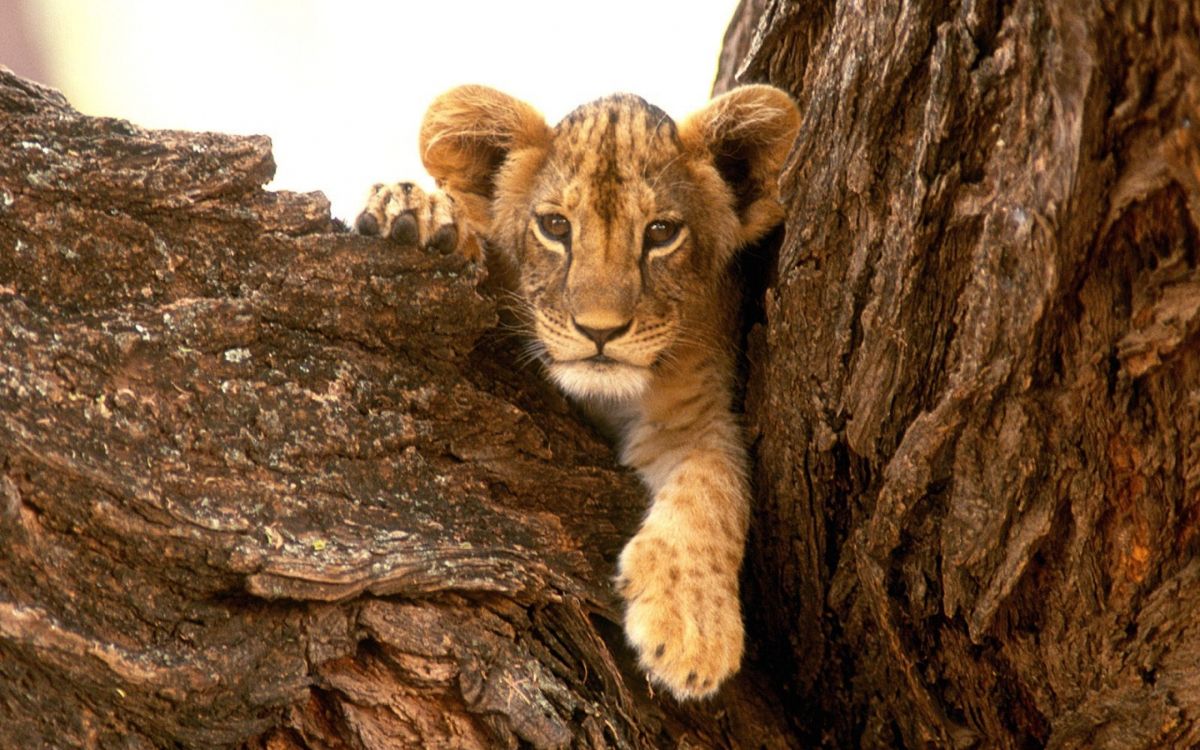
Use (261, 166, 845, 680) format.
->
(358, 85, 799, 699)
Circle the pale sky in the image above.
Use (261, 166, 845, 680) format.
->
(26, 0, 735, 220)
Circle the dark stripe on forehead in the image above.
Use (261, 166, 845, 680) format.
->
(548, 95, 685, 228)
(556, 94, 678, 136)
(640, 101, 677, 140)
(592, 105, 623, 224)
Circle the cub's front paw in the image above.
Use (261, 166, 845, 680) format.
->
(616, 531, 744, 700)
(355, 182, 478, 260)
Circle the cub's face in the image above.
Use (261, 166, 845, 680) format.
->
(515, 98, 714, 400)
(420, 85, 800, 401)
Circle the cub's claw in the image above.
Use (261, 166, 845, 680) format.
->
(429, 224, 458, 255)
(388, 211, 419, 245)
(353, 209, 379, 236)
(354, 181, 478, 259)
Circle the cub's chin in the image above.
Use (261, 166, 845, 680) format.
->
(547, 359, 652, 402)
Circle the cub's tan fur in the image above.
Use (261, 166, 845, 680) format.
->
(357, 85, 799, 699)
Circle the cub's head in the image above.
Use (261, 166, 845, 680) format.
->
(420, 85, 800, 401)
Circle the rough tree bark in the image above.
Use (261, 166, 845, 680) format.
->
(718, 0, 1200, 748)
(2, 0, 1199, 747)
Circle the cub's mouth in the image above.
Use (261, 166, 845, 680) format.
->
(545, 357, 652, 402)
(528, 311, 664, 400)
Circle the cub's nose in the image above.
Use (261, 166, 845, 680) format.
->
(572, 318, 632, 349)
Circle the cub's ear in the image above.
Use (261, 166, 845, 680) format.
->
(679, 85, 801, 245)
(420, 85, 552, 233)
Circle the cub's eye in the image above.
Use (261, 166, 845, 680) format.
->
(537, 213, 571, 242)
(644, 219, 681, 250)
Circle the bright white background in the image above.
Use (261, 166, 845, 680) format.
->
(26, 0, 734, 220)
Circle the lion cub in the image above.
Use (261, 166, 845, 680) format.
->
(357, 85, 799, 699)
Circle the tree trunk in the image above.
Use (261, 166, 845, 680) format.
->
(2, 0, 1199, 745)
(718, 0, 1200, 747)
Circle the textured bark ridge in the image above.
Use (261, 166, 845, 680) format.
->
(0, 71, 793, 748)
(718, 0, 1200, 747)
